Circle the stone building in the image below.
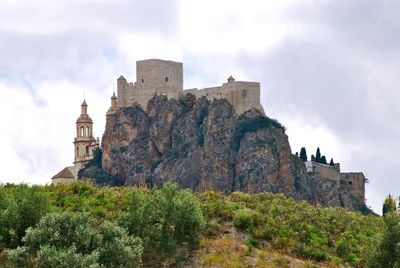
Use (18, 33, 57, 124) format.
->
(116, 59, 265, 115)
(74, 99, 100, 170)
(305, 161, 366, 204)
(52, 99, 99, 185)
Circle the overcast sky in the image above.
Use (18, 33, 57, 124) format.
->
(0, 0, 398, 213)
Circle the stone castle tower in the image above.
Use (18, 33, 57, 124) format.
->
(52, 99, 99, 184)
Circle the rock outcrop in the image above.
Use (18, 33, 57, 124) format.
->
(97, 94, 364, 210)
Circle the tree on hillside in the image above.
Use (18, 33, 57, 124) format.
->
(120, 183, 205, 263)
(382, 195, 397, 216)
(299, 147, 308, 161)
(329, 158, 335, 166)
(320, 156, 327, 165)
(370, 201, 400, 267)
(315, 147, 321, 163)
(311, 154, 315, 162)
(0, 185, 50, 248)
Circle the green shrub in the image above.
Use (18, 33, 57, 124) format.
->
(247, 237, 260, 248)
(78, 148, 121, 186)
(204, 219, 221, 237)
(346, 252, 360, 265)
(233, 114, 286, 150)
(8, 212, 143, 268)
(369, 211, 400, 267)
(199, 191, 228, 220)
(295, 243, 327, 261)
(120, 183, 205, 262)
(37, 246, 100, 268)
(0, 184, 50, 248)
(233, 208, 255, 231)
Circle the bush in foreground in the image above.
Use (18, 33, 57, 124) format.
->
(0, 184, 50, 249)
(8, 212, 143, 268)
(120, 183, 205, 263)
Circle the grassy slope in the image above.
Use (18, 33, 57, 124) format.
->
(0, 182, 383, 267)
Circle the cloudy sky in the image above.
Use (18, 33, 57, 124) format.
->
(0, 0, 398, 213)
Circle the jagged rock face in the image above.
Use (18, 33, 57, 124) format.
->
(101, 94, 362, 210)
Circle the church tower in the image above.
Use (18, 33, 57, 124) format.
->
(74, 99, 99, 171)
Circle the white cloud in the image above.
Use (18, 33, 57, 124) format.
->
(179, 0, 297, 55)
(0, 80, 108, 185)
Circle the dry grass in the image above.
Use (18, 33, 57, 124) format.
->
(193, 222, 343, 268)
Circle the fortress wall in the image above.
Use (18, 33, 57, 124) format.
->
(185, 86, 229, 100)
(183, 81, 263, 115)
(123, 83, 181, 111)
(340, 172, 365, 202)
(117, 59, 264, 115)
(122, 83, 140, 108)
(310, 162, 340, 181)
(136, 59, 183, 91)
(229, 81, 263, 115)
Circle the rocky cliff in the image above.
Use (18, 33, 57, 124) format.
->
(85, 94, 364, 210)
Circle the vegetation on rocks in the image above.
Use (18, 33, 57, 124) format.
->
(0, 182, 397, 267)
(233, 113, 286, 150)
(78, 148, 121, 186)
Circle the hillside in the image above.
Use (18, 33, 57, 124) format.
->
(80, 93, 365, 211)
(0, 182, 384, 267)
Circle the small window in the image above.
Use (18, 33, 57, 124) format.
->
(165, 77, 168, 82)
(141, 78, 144, 83)
(77, 146, 79, 156)
(86, 146, 89, 156)
(349, 181, 353, 185)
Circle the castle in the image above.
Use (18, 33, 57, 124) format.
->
(115, 59, 265, 115)
(51, 100, 99, 184)
(51, 58, 366, 208)
(52, 59, 265, 184)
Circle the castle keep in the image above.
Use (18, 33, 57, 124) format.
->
(116, 59, 265, 115)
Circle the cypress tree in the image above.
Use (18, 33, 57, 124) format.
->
(329, 158, 335, 166)
(382, 195, 397, 216)
(320, 156, 327, 165)
(311, 154, 315, 162)
(315, 147, 321, 163)
(299, 147, 308, 161)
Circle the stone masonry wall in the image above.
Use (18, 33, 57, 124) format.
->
(136, 59, 183, 91)
(117, 59, 264, 115)
(340, 172, 365, 203)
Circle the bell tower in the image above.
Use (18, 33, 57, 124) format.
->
(74, 99, 99, 171)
